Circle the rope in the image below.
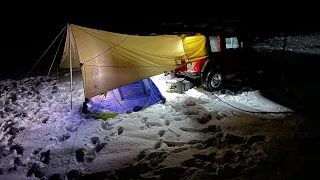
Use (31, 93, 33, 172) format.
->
(18, 116, 36, 145)
(92, 93, 107, 114)
(207, 91, 296, 114)
(81, 35, 129, 65)
(63, 123, 80, 179)
(25, 25, 67, 78)
(46, 27, 66, 80)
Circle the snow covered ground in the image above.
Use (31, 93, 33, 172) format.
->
(0, 70, 307, 180)
(251, 33, 320, 54)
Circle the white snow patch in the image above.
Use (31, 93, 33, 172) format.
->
(0, 72, 295, 179)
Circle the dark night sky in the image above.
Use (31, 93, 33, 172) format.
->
(1, 4, 319, 79)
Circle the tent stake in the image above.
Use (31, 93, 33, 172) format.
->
(69, 24, 73, 110)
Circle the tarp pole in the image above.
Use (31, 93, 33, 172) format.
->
(69, 24, 73, 110)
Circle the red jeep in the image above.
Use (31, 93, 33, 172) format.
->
(172, 35, 247, 91)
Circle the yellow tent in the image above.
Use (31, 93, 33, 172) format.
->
(60, 24, 207, 99)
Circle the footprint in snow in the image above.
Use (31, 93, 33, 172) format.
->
(168, 129, 181, 138)
(101, 122, 114, 131)
(165, 120, 170, 126)
(142, 117, 148, 123)
(91, 137, 100, 145)
(57, 133, 70, 142)
(184, 109, 199, 115)
(10, 144, 24, 155)
(117, 126, 124, 135)
(171, 147, 189, 153)
(158, 130, 165, 137)
(185, 100, 196, 106)
(154, 141, 162, 149)
(40, 150, 50, 164)
(216, 113, 227, 120)
(95, 142, 107, 152)
(65, 125, 77, 132)
(174, 117, 183, 121)
(76, 148, 85, 163)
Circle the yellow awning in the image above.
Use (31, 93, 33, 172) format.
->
(60, 24, 207, 98)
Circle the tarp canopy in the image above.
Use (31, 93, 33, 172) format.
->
(60, 24, 207, 98)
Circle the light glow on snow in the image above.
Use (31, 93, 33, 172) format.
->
(0, 71, 294, 179)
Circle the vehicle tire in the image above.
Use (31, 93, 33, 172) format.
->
(201, 76, 211, 91)
(200, 59, 214, 91)
(206, 69, 224, 91)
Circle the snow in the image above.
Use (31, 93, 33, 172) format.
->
(0, 70, 303, 179)
(251, 33, 320, 54)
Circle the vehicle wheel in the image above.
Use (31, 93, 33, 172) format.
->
(201, 72, 211, 91)
(206, 70, 224, 91)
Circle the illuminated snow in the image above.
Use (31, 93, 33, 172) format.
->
(0, 70, 294, 179)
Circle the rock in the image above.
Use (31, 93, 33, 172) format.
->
(0, 168, 3, 175)
(224, 133, 246, 144)
(246, 135, 265, 146)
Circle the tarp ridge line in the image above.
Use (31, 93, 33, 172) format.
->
(82, 35, 129, 64)
(73, 25, 129, 64)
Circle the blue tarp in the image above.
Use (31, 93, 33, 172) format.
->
(84, 78, 166, 113)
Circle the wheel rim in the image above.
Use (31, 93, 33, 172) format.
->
(210, 73, 222, 88)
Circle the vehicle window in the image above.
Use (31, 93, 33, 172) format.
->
(225, 37, 239, 49)
(209, 36, 220, 52)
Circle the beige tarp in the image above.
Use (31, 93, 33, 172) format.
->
(60, 24, 207, 98)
